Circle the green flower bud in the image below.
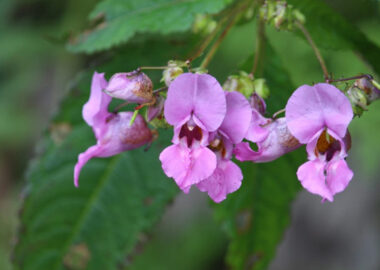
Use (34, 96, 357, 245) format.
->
(372, 79, 380, 90)
(192, 67, 208, 74)
(274, 2, 287, 29)
(354, 77, 380, 103)
(260, 0, 305, 31)
(162, 60, 184, 86)
(292, 9, 306, 24)
(192, 14, 217, 36)
(223, 71, 255, 98)
(253, 78, 270, 99)
(346, 86, 368, 116)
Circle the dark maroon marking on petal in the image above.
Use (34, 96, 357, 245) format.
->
(179, 123, 203, 147)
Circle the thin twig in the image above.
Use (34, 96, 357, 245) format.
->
(138, 66, 168, 70)
(153, 87, 168, 94)
(326, 74, 373, 83)
(251, 18, 266, 76)
(190, 16, 229, 61)
(296, 21, 329, 82)
(200, 16, 238, 69)
(113, 101, 131, 113)
(272, 108, 285, 119)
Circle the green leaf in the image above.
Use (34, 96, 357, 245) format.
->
(287, 0, 380, 76)
(68, 0, 232, 53)
(13, 65, 179, 270)
(215, 43, 303, 270)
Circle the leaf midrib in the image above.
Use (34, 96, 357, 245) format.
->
(51, 155, 121, 270)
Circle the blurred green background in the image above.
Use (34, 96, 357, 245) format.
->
(0, 0, 379, 269)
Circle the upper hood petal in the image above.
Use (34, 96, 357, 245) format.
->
(164, 73, 226, 131)
(285, 83, 353, 143)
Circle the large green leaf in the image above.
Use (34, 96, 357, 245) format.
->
(68, 0, 232, 53)
(215, 42, 303, 270)
(12, 40, 187, 269)
(287, 0, 380, 76)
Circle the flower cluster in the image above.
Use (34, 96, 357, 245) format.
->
(75, 70, 357, 203)
(159, 73, 251, 202)
(74, 72, 153, 187)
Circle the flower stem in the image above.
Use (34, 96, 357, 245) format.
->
(296, 21, 330, 82)
(113, 101, 131, 113)
(129, 110, 139, 126)
(138, 66, 168, 70)
(197, 0, 251, 69)
(200, 15, 238, 69)
(326, 74, 373, 83)
(190, 16, 229, 62)
(272, 108, 285, 119)
(251, 18, 266, 76)
(153, 87, 168, 94)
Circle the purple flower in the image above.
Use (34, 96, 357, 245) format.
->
(285, 83, 354, 202)
(104, 71, 153, 104)
(74, 72, 152, 187)
(234, 95, 300, 163)
(196, 91, 252, 202)
(159, 73, 226, 193)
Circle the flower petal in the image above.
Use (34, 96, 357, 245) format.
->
(164, 73, 226, 131)
(99, 112, 152, 156)
(297, 160, 334, 202)
(197, 160, 242, 203)
(245, 110, 270, 142)
(82, 72, 112, 138)
(286, 83, 353, 143)
(159, 144, 216, 192)
(218, 91, 252, 144)
(105, 72, 153, 104)
(326, 159, 353, 197)
(235, 118, 300, 162)
(74, 145, 103, 187)
(74, 113, 152, 187)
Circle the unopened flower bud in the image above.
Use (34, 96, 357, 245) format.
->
(292, 9, 305, 24)
(223, 71, 255, 98)
(253, 78, 270, 99)
(193, 67, 209, 74)
(346, 86, 368, 116)
(274, 2, 287, 29)
(260, 0, 304, 31)
(162, 60, 184, 86)
(192, 14, 217, 35)
(355, 77, 380, 103)
(249, 93, 266, 115)
(105, 71, 153, 104)
(259, 1, 276, 22)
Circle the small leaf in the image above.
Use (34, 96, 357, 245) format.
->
(68, 0, 232, 53)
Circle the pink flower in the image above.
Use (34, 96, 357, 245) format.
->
(196, 91, 252, 202)
(234, 95, 301, 163)
(104, 71, 153, 104)
(285, 83, 354, 202)
(74, 72, 152, 187)
(159, 73, 226, 193)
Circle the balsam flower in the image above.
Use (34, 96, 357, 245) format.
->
(196, 91, 252, 202)
(74, 72, 152, 187)
(285, 83, 354, 202)
(234, 95, 300, 163)
(104, 71, 153, 104)
(159, 73, 226, 192)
